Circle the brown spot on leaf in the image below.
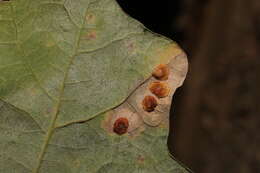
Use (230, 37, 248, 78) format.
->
(149, 82, 170, 98)
(152, 64, 170, 80)
(142, 95, 158, 112)
(113, 117, 129, 135)
(85, 31, 97, 40)
(137, 155, 145, 164)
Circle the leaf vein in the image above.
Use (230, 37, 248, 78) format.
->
(33, 2, 93, 172)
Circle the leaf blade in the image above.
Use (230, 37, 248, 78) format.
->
(0, 0, 189, 172)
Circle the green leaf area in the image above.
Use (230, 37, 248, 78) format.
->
(0, 0, 189, 172)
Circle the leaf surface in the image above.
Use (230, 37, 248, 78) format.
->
(0, 0, 189, 172)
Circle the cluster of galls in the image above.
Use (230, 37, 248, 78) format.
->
(142, 64, 170, 112)
(113, 64, 170, 135)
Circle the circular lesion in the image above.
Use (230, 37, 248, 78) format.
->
(149, 81, 170, 98)
(142, 95, 158, 112)
(113, 117, 129, 135)
(152, 64, 170, 81)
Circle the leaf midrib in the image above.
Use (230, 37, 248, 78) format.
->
(20, 4, 91, 173)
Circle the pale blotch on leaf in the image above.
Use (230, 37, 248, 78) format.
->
(103, 43, 188, 131)
(102, 104, 144, 136)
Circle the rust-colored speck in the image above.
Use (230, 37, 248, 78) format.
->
(149, 82, 170, 98)
(113, 117, 129, 135)
(142, 95, 158, 112)
(152, 64, 170, 80)
(85, 31, 97, 40)
(137, 155, 145, 164)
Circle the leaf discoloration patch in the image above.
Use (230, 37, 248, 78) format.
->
(106, 45, 188, 129)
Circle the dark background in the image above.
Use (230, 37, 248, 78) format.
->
(117, 0, 260, 173)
